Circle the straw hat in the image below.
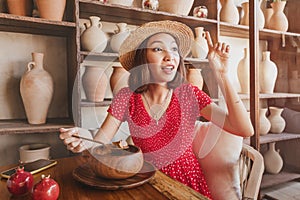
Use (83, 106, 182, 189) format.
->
(119, 20, 194, 71)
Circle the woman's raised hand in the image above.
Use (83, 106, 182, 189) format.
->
(59, 127, 85, 153)
(205, 31, 230, 74)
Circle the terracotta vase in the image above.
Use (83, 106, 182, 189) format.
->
(7, 0, 33, 16)
(237, 48, 250, 94)
(191, 27, 208, 59)
(36, 0, 66, 21)
(82, 66, 108, 102)
(110, 66, 130, 96)
(186, 68, 204, 90)
(259, 108, 271, 136)
(80, 16, 108, 53)
(268, 1, 289, 32)
(268, 106, 286, 134)
(20, 52, 54, 124)
(159, 0, 194, 15)
(263, 142, 283, 174)
(110, 23, 131, 53)
(259, 51, 278, 93)
(219, 0, 239, 24)
(240, 1, 265, 29)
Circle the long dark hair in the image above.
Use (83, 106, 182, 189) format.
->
(128, 33, 187, 93)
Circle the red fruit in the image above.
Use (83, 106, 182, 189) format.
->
(32, 175, 60, 200)
(6, 167, 34, 196)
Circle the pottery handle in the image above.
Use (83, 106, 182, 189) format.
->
(27, 61, 35, 71)
(98, 21, 103, 29)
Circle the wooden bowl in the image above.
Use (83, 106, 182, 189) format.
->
(88, 144, 144, 179)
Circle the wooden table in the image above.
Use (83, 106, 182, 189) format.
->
(0, 156, 208, 200)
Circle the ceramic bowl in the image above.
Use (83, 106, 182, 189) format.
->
(88, 144, 144, 179)
(19, 143, 51, 163)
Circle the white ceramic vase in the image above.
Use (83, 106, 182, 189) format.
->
(268, 1, 289, 32)
(268, 106, 286, 134)
(237, 48, 250, 94)
(191, 27, 208, 59)
(110, 23, 130, 53)
(259, 51, 278, 93)
(82, 66, 108, 102)
(186, 68, 204, 90)
(159, 0, 194, 15)
(259, 108, 271, 136)
(261, 0, 273, 29)
(240, 1, 265, 29)
(110, 66, 130, 96)
(80, 16, 108, 53)
(263, 142, 283, 174)
(20, 52, 54, 124)
(219, 0, 240, 24)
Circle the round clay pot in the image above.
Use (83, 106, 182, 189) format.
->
(36, 0, 66, 21)
(268, 106, 286, 134)
(7, 0, 33, 16)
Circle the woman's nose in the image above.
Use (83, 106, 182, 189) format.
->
(164, 50, 174, 61)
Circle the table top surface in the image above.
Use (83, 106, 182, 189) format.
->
(0, 155, 208, 200)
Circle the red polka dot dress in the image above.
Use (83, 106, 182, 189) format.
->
(108, 84, 212, 199)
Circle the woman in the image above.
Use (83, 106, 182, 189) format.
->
(60, 20, 253, 199)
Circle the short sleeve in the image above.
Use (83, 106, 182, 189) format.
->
(191, 85, 212, 111)
(107, 87, 132, 122)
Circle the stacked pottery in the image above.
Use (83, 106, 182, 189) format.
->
(36, 0, 66, 21)
(259, 51, 278, 93)
(268, 0, 289, 32)
(110, 66, 130, 96)
(82, 66, 108, 102)
(81, 16, 108, 53)
(259, 108, 271, 136)
(240, 1, 265, 29)
(263, 142, 283, 174)
(110, 23, 131, 53)
(268, 106, 286, 134)
(186, 68, 204, 90)
(237, 48, 250, 94)
(219, 0, 240, 24)
(20, 52, 54, 124)
(191, 27, 208, 59)
(7, 0, 33, 16)
(159, 0, 194, 15)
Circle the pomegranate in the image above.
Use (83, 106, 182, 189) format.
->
(6, 166, 34, 196)
(32, 174, 60, 200)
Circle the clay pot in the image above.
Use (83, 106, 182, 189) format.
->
(191, 27, 208, 59)
(82, 66, 108, 102)
(219, 0, 239, 24)
(159, 0, 194, 16)
(110, 66, 130, 96)
(20, 53, 54, 124)
(259, 108, 271, 136)
(259, 51, 278, 93)
(268, 1, 289, 32)
(7, 0, 33, 16)
(88, 144, 144, 179)
(263, 142, 283, 174)
(261, 0, 273, 29)
(36, 0, 66, 21)
(268, 106, 286, 134)
(110, 23, 130, 53)
(186, 68, 204, 90)
(240, 1, 265, 29)
(237, 48, 250, 94)
(80, 16, 108, 53)
(19, 143, 50, 163)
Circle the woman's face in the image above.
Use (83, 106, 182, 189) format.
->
(146, 33, 180, 85)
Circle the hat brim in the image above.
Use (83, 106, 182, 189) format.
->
(119, 20, 194, 71)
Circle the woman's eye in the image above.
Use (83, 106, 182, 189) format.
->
(171, 47, 179, 52)
(153, 47, 163, 52)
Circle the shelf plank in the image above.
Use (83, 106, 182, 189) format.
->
(244, 133, 300, 145)
(239, 92, 300, 100)
(0, 13, 76, 36)
(79, 0, 217, 28)
(0, 118, 74, 135)
(261, 171, 300, 189)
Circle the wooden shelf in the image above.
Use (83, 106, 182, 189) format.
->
(0, 13, 76, 36)
(261, 170, 300, 189)
(239, 92, 300, 100)
(81, 99, 112, 107)
(0, 118, 74, 135)
(244, 133, 300, 145)
(79, 0, 217, 28)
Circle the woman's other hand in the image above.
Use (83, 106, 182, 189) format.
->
(59, 127, 85, 153)
(205, 31, 230, 74)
